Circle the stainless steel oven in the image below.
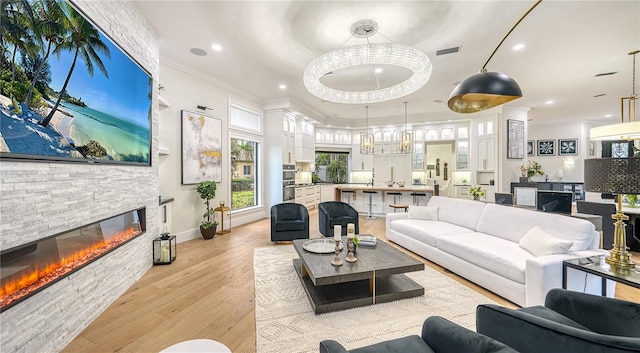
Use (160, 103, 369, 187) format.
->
(283, 164, 296, 202)
(283, 164, 296, 181)
(283, 180, 296, 202)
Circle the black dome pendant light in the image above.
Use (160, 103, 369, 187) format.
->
(448, 0, 542, 113)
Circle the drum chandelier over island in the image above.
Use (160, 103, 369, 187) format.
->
(303, 19, 432, 104)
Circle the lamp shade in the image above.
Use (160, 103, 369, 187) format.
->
(584, 158, 640, 194)
(448, 72, 522, 113)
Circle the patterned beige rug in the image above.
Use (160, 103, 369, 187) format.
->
(254, 245, 496, 353)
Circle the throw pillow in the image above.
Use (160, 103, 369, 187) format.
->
(519, 226, 573, 256)
(408, 206, 438, 221)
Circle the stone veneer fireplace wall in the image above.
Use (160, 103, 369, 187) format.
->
(0, 1, 160, 352)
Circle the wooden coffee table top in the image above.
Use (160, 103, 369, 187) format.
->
(292, 236, 424, 286)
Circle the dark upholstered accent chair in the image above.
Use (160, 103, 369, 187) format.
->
(320, 316, 519, 353)
(576, 201, 638, 251)
(477, 288, 640, 353)
(270, 203, 309, 242)
(494, 193, 513, 206)
(318, 201, 359, 237)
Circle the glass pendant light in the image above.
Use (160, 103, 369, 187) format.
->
(360, 106, 374, 154)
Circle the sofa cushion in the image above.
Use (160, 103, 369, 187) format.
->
(475, 203, 596, 251)
(436, 233, 533, 284)
(519, 226, 573, 256)
(426, 196, 486, 230)
(391, 219, 474, 247)
(275, 219, 306, 232)
(408, 206, 439, 221)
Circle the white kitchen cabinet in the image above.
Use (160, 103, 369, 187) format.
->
(295, 120, 315, 162)
(476, 137, 495, 171)
(351, 145, 374, 170)
(295, 185, 320, 209)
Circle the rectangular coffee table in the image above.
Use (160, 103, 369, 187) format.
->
(292, 236, 424, 314)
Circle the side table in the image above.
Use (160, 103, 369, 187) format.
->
(562, 256, 640, 296)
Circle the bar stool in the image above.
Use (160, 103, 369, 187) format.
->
(363, 190, 378, 220)
(387, 192, 408, 213)
(410, 192, 427, 206)
(341, 190, 356, 205)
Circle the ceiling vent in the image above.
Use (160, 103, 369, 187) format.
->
(433, 99, 444, 103)
(593, 93, 607, 97)
(594, 71, 617, 77)
(436, 46, 461, 56)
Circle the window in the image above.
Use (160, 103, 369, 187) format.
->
(315, 152, 348, 183)
(231, 138, 259, 210)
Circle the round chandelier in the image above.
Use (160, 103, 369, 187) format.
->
(303, 19, 432, 104)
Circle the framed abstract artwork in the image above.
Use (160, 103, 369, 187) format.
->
(527, 140, 535, 156)
(181, 110, 222, 184)
(558, 138, 578, 156)
(537, 139, 555, 156)
(506, 119, 525, 159)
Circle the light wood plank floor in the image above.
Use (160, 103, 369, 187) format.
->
(63, 209, 639, 353)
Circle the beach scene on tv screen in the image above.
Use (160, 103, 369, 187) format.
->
(0, 0, 151, 164)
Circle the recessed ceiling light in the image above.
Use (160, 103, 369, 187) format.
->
(190, 48, 207, 56)
(279, 84, 286, 90)
(374, 67, 382, 74)
(211, 44, 223, 52)
(513, 43, 525, 51)
(605, 114, 613, 118)
(545, 100, 554, 105)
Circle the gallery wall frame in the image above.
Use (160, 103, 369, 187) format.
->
(507, 119, 525, 159)
(181, 110, 222, 184)
(537, 139, 555, 156)
(558, 138, 578, 156)
(527, 140, 535, 156)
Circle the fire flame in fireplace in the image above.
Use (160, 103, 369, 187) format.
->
(0, 226, 142, 310)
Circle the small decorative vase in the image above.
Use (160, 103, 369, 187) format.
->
(473, 195, 480, 201)
(519, 177, 529, 183)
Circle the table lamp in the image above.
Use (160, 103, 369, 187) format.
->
(584, 157, 640, 271)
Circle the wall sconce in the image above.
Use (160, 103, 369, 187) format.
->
(563, 158, 575, 169)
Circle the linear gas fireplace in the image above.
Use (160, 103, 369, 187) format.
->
(0, 208, 146, 312)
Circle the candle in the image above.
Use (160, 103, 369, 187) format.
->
(160, 245, 169, 262)
(334, 225, 342, 240)
(347, 223, 355, 239)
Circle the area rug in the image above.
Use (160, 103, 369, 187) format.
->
(254, 245, 497, 353)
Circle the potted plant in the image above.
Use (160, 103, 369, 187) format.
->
(196, 180, 218, 239)
(469, 185, 484, 201)
(519, 160, 544, 182)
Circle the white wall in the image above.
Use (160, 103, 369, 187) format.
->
(528, 120, 589, 183)
(157, 62, 267, 242)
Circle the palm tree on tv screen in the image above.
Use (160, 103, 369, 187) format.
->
(24, 0, 68, 108)
(40, 1, 110, 127)
(1, 0, 36, 82)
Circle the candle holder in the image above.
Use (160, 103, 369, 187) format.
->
(345, 238, 357, 263)
(331, 240, 343, 266)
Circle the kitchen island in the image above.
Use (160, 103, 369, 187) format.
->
(334, 184, 435, 215)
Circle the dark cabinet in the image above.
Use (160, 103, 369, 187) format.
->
(510, 182, 584, 201)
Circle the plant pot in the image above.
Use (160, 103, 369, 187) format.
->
(200, 225, 217, 239)
(519, 177, 529, 183)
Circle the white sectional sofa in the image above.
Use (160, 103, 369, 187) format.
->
(385, 196, 612, 307)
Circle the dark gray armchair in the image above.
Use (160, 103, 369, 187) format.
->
(270, 203, 309, 242)
(320, 316, 519, 353)
(576, 201, 638, 251)
(476, 288, 640, 353)
(318, 201, 359, 237)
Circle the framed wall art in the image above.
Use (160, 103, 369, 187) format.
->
(181, 110, 222, 184)
(527, 140, 535, 156)
(507, 119, 525, 159)
(537, 139, 555, 156)
(558, 138, 578, 156)
(588, 141, 596, 156)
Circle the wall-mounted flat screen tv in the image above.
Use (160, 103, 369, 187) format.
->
(0, 0, 152, 165)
